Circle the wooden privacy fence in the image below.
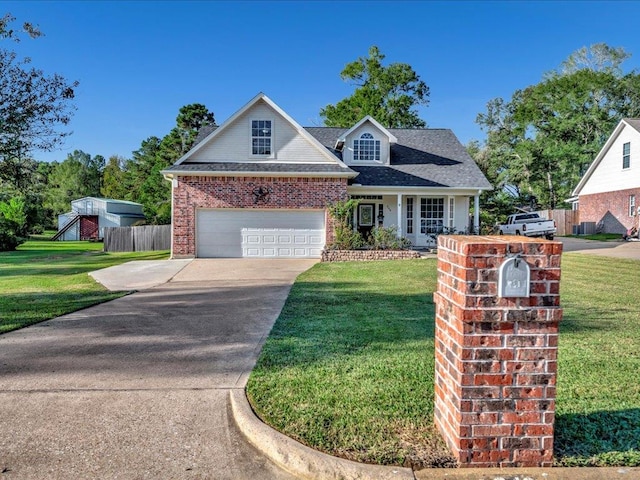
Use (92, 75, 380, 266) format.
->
(103, 225, 171, 252)
(534, 209, 579, 236)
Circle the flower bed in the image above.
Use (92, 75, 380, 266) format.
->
(321, 249, 421, 262)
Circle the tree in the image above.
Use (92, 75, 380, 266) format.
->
(474, 44, 640, 210)
(320, 46, 429, 128)
(124, 104, 215, 224)
(0, 14, 78, 168)
(101, 155, 127, 199)
(0, 158, 54, 232)
(553, 42, 631, 77)
(0, 196, 27, 250)
(45, 150, 104, 215)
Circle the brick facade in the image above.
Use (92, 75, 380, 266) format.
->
(579, 187, 640, 234)
(171, 175, 348, 257)
(433, 235, 562, 468)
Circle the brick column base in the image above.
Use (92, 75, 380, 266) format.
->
(433, 235, 562, 467)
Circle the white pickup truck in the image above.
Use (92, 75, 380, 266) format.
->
(498, 213, 556, 240)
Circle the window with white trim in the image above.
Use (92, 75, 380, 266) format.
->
(353, 133, 380, 161)
(630, 194, 636, 216)
(420, 198, 444, 234)
(448, 198, 455, 229)
(623, 142, 631, 169)
(406, 197, 414, 234)
(251, 120, 272, 155)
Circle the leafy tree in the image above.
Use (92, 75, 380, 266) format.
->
(326, 199, 364, 249)
(101, 155, 128, 199)
(45, 150, 104, 215)
(124, 104, 215, 224)
(474, 44, 640, 210)
(0, 14, 78, 169)
(0, 217, 22, 251)
(320, 46, 429, 128)
(0, 14, 77, 241)
(0, 196, 26, 235)
(0, 196, 27, 250)
(553, 42, 631, 77)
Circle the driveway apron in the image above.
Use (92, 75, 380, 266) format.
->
(0, 259, 316, 479)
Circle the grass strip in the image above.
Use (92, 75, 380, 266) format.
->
(247, 255, 640, 468)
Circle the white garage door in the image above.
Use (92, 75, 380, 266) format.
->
(196, 209, 325, 258)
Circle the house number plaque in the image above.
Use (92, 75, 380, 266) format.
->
(498, 255, 530, 298)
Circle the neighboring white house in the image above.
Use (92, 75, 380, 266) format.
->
(161, 93, 492, 259)
(572, 118, 640, 234)
(55, 197, 146, 241)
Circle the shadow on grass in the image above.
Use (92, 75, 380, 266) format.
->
(257, 281, 436, 369)
(0, 252, 168, 278)
(555, 409, 640, 466)
(560, 306, 640, 333)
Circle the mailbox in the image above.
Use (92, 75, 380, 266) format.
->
(498, 255, 530, 298)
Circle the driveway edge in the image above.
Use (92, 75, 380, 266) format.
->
(229, 389, 415, 480)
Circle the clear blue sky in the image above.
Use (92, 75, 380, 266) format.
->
(8, 1, 640, 163)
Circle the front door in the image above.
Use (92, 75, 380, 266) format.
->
(357, 203, 375, 238)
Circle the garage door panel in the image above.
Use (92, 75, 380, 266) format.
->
(196, 209, 325, 258)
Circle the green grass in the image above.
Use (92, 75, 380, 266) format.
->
(247, 255, 640, 468)
(555, 254, 640, 466)
(0, 239, 169, 333)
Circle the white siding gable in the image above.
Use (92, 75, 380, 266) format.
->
(580, 124, 640, 195)
(186, 99, 333, 164)
(343, 121, 391, 166)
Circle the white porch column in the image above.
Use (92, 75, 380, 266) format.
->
(397, 194, 403, 238)
(473, 193, 480, 234)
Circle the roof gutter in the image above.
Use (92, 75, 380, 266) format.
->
(161, 169, 359, 180)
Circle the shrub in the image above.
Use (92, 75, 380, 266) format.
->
(0, 217, 25, 251)
(327, 199, 365, 250)
(368, 226, 412, 250)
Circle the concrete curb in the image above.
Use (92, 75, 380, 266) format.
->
(229, 389, 415, 480)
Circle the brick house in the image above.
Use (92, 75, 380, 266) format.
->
(161, 93, 492, 258)
(572, 118, 640, 234)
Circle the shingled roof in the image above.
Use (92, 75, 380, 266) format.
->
(186, 123, 491, 189)
(305, 127, 492, 189)
(624, 118, 640, 134)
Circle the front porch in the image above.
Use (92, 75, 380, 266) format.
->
(348, 190, 481, 247)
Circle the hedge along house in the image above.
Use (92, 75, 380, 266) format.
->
(54, 197, 146, 241)
(572, 118, 640, 234)
(162, 93, 492, 259)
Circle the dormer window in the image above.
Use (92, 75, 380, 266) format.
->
(353, 133, 380, 161)
(252, 120, 272, 155)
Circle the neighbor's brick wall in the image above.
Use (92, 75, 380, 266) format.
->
(172, 176, 348, 257)
(579, 188, 640, 234)
(433, 235, 562, 468)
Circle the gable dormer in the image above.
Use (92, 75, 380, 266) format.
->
(174, 93, 347, 166)
(337, 116, 397, 166)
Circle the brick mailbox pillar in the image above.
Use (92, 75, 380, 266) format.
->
(433, 235, 562, 467)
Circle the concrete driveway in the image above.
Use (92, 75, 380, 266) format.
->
(0, 259, 316, 479)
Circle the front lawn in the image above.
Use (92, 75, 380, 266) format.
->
(247, 255, 640, 468)
(0, 239, 169, 334)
